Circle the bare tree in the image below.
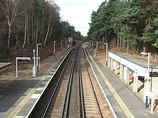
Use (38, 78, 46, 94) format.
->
(0, 0, 33, 54)
(43, 2, 54, 45)
(43, 1, 60, 45)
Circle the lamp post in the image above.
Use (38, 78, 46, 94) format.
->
(104, 43, 108, 66)
(95, 41, 98, 56)
(141, 52, 150, 108)
(61, 40, 63, 52)
(54, 41, 57, 57)
(90, 41, 92, 48)
(33, 50, 36, 77)
(36, 43, 41, 71)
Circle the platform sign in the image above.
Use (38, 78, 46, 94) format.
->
(16, 57, 31, 80)
(149, 72, 158, 77)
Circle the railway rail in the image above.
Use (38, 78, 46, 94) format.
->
(81, 46, 103, 117)
(1, 42, 158, 118)
(28, 44, 112, 118)
(28, 47, 73, 118)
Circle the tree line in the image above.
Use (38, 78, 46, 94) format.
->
(87, 0, 158, 53)
(0, 0, 81, 57)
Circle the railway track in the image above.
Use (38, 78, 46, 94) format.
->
(28, 44, 113, 118)
(28, 48, 73, 118)
(81, 46, 103, 117)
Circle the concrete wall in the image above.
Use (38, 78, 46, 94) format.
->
(108, 52, 158, 102)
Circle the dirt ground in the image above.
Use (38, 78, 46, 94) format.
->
(0, 40, 83, 88)
(0, 42, 61, 76)
(1, 41, 157, 81)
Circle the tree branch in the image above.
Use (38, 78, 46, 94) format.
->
(16, 0, 33, 16)
(0, 2, 7, 17)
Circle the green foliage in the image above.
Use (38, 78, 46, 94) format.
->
(33, 0, 42, 18)
(87, 0, 158, 52)
(141, 26, 154, 42)
(61, 21, 75, 38)
(16, 26, 25, 47)
(61, 21, 81, 39)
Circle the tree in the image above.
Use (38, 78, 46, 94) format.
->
(0, 0, 78, 57)
(0, 0, 33, 54)
(87, 0, 158, 53)
(61, 21, 76, 38)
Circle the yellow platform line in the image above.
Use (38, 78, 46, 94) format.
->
(89, 55, 134, 118)
(8, 65, 55, 118)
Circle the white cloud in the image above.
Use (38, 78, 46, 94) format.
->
(55, 0, 104, 36)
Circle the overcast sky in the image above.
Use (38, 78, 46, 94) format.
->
(55, 0, 105, 36)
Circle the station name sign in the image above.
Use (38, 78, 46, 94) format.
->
(149, 72, 158, 77)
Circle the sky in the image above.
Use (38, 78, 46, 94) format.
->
(55, 0, 105, 36)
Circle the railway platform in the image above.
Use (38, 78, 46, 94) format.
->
(0, 62, 11, 68)
(0, 45, 158, 118)
(87, 47, 158, 118)
(0, 49, 70, 118)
